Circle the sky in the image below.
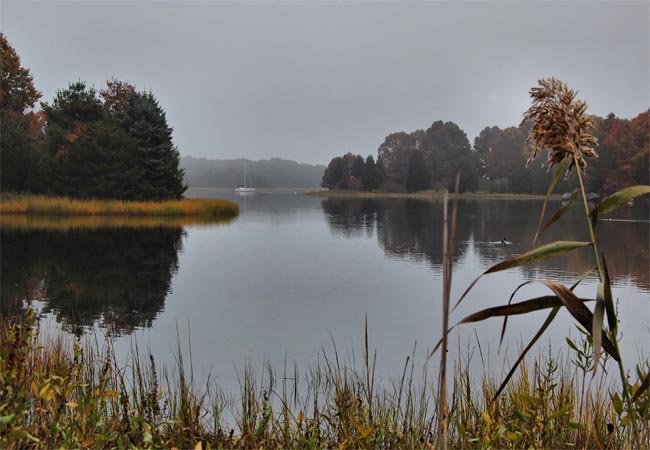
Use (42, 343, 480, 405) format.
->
(2, 1, 648, 165)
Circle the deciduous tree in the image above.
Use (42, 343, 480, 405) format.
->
(0, 33, 43, 191)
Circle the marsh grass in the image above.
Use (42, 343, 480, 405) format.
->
(1, 309, 648, 450)
(0, 194, 239, 219)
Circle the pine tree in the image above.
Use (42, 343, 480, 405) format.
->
(118, 91, 187, 199)
(57, 121, 144, 199)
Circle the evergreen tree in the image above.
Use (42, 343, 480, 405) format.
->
(362, 155, 381, 191)
(375, 156, 387, 186)
(41, 82, 106, 194)
(351, 155, 365, 178)
(118, 91, 187, 199)
(56, 121, 144, 200)
(405, 151, 430, 192)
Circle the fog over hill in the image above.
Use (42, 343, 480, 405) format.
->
(181, 156, 326, 189)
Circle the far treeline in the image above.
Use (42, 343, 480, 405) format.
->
(1, 33, 186, 200)
(323, 114, 649, 195)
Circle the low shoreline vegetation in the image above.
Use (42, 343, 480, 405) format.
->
(0, 195, 239, 219)
(1, 309, 648, 450)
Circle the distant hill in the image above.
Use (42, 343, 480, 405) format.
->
(181, 156, 326, 189)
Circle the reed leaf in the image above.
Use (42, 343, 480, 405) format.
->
(593, 284, 605, 375)
(538, 280, 620, 362)
(542, 190, 577, 232)
(499, 281, 534, 349)
(533, 157, 571, 242)
(593, 185, 650, 216)
(631, 372, 650, 403)
(457, 295, 593, 324)
(498, 270, 594, 348)
(601, 255, 617, 333)
(453, 241, 592, 312)
(490, 306, 561, 404)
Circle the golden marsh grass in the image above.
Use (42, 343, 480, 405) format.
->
(0, 195, 239, 219)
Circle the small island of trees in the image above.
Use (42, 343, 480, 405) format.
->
(1, 33, 237, 219)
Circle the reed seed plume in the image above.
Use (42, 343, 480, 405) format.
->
(522, 77, 598, 175)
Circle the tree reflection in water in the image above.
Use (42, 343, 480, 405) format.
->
(1, 227, 184, 335)
(322, 198, 649, 290)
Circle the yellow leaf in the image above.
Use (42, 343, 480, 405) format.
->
(297, 411, 304, 423)
(31, 380, 39, 397)
(39, 383, 55, 402)
(104, 390, 119, 399)
(65, 402, 78, 408)
(194, 442, 202, 450)
(81, 437, 95, 447)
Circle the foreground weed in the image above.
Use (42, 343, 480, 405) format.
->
(2, 308, 648, 449)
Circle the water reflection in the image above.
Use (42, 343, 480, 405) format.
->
(1, 227, 184, 335)
(322, 198, 649, 291)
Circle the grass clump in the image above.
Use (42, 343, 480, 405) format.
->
(1, 309, 648, 449)
(0, 194, 239, 219)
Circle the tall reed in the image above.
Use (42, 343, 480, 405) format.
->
(432, 77, 650, 448)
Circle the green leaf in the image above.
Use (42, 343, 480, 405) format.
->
(612, 392, 624, 415)
(0, 414, 15, 424)
(533, 157, 571, 242)
(453, 241, 592, 312)
(487, 242, 592, 274)
(566, 337, 579, 352)
(594, 185, 650, 216)
(542, 190, 577, 232)
(548, 404, 572, 421)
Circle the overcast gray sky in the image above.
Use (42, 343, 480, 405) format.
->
(2, 1, 648, 165)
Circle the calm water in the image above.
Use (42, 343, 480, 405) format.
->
(2, 192, 648, 393)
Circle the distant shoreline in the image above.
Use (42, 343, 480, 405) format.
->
(305, 190, 561, 200)
(185, 187, 560, 200)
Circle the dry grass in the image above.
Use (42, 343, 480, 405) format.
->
(0, 195, 239, 219)
(1, 309, 648, 450)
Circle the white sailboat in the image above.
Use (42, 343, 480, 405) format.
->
(234, 166, 255, 193)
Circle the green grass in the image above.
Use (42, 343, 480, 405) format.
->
(1, 309, 648, 449)
(0, 194, 239, 220)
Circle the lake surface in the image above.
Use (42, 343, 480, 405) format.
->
(2, 191, 648, 394)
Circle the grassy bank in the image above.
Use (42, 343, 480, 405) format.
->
(306, 190, 560, 200)
(1, 310, 648, 450)
(0, 195, 239, 219)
